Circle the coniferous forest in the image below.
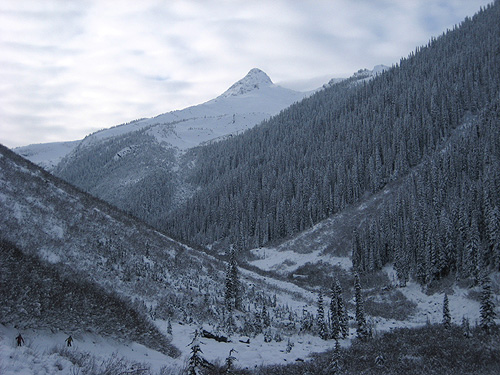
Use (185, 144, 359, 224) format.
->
(164, 2, 500, 285)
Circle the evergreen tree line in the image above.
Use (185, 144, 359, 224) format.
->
(165, 2, 500, 258)
(352, 98, 500, 284)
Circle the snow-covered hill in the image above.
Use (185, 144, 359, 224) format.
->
(13, 66, 389, 171)
(42, 69, 313, 228)
(0, 144, 340, 370)
(14, 140, 80, 171)
(14, 68, 308, 171)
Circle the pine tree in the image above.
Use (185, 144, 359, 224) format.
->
(317, 290, 328, 340)
(394, 241, 410, 287)
(486, 205, 500, 269)
(224, 248, 241, 311)
(225, 261, 233, 312)
(336, 279, 349, 338)
(224, 348, 238, 374)
(330, 282, 340, 340)
(480, 275, 496, 332)
(462, 316, 472, 338)
(329, 339, 341, 374)
(354, 273, 369, 340)
(187, 330, 212, 375)
(442, 293, 451, 328)
(262, 304, 271, 328)
(167, 318, 173, 335)
(330, 278, 348, 339)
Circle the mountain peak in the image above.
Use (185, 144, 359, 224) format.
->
(219, 68, 274, 98)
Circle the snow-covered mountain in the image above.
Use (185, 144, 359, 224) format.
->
(76, 68, 309, 150)
(25, 69, 312, 229)
(14, 66, 389, 170)
(14, 68, 308, 170)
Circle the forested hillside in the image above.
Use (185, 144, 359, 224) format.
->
(0, 144, 228, 347)
(50, 69, 308, 229)
(0, 239, 177, 356)
(0, 144, 336, 357)
(165, 2, 500, 283)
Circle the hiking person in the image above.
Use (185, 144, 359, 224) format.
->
(16, 333, 24, 347)
(65, 335, 73, 347)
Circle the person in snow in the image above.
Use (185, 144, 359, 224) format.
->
(65, 335, 73, 347)
(16, 334, 24, 347)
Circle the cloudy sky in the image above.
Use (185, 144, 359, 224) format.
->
(0, 0, 492, 148)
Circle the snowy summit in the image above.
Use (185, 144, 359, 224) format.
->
(219, 68, 274, 97)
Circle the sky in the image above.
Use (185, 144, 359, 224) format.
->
(0, 0, 493, 148)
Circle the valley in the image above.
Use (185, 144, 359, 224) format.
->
(2, 2, 500, 374)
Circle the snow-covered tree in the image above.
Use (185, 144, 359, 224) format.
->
(462, 316, 472, 338)
(225, 248, 241, 311)
(442, 293, 451, 328)
(317, 290, 328, 340)
(330, 278, 348, 339)
(480, 275, 496, 332)
(224, 348, 238, 374)
(262, 304, 271, 328)
(187, 330, 212, 375)
(354, 273, 369, 340)
(329, 339, 342, 374)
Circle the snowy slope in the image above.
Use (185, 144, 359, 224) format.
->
(13, 140, 80, 171)
(12, 68, 307, 171)
(0, 144, 345, 371)
(71, 68, 307, 150)
(46, 69, 311, 228)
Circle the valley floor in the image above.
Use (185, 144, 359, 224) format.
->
(1, 270, 497, 374)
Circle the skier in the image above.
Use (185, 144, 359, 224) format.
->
(65, 335, 73, 347)
(16, 333, 24, 347)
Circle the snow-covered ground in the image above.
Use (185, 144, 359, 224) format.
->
(0, 324, 179, 375)
(167, 322, 344, 370)
(0, 321, 344, 374)
(250, 247, 352, 274)
(383, 266, 487, 326)
(3, 266, 497, 374)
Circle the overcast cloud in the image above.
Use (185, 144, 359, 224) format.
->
(0, 0, 492, 147)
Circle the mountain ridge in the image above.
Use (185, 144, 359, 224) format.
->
(14, 66, 388, 170)
(14, 68, 306, 169)
(219, 68, 274, 97)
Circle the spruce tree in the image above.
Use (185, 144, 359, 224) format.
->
(329, 339, 341, 374)
(224, 248, 241, 311)
(262, 304, 271, 328)
(167, 318, 173, 335)
(225, 260, 233, 312)
(354, 273, 369, 340)
(462, 316, 472, 338)
(442, 293, 451, 328)
(330, 278, 348, 339)
(330, 282, 340, 340)
(224, 348, 238, 374)
(336, 279, 349, 338)
(480, 275, 496, 332)
(187, 330, 212, 375)
(317, 290, 328, 340)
